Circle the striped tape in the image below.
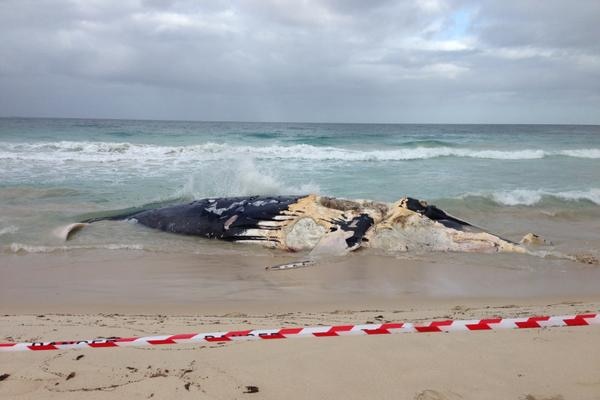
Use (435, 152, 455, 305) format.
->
(1, 313, 597, 352)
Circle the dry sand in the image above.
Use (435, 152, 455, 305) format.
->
(1, 250, 600, 399)
(1, 301, 600, 400)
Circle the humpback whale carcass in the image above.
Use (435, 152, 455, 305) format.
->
(57, 194, 590, 264)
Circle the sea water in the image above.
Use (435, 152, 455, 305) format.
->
(1, 117, 599, 253)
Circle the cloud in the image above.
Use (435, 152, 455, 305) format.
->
(0, 0, 599, 123)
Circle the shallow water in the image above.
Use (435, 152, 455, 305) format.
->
(1, 118, 599, 255)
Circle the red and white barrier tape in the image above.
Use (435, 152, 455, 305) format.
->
(1, 313, 598, 352)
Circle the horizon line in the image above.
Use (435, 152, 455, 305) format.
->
(1, 115, 598, 127)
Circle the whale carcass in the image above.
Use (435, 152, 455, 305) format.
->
(60, 194, 551, 261)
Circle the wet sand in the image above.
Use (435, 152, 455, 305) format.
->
(2, 249, 600, 314)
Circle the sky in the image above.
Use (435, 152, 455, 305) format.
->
(0, 0, 599, 124)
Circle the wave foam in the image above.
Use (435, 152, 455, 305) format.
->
(560, 149, 600, 159)
(2, 141, 600, 163)
(174, 158, 320, 199)
(7, 243, 145, 254)
(0, 225, 19, 236)
(464, 189, 600, 206)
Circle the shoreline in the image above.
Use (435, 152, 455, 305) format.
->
(3, 295, 600, 317)
(3, 249, 600, 315)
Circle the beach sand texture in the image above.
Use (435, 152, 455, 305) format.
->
(2, 249, 600, 399)
(1, 301, 600, 400)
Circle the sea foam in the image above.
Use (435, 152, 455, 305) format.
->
(464, 189, 600, 206)
(2, 141, 600, 163)
(0, 225, 19, 236)
(174, 158, 320, 199)
(7, 243, 145, 254)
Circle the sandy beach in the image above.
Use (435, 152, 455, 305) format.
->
(2, 249, 600, 399)
(1, 299, 599, 399)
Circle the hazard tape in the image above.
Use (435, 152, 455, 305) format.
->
(1, 314, 597, 352)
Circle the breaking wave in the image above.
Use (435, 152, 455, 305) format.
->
(172, 158, 320, 199)
(460, 189, 600, 206)
(2, 141, 600, 163)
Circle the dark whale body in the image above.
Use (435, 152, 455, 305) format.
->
(82, 195, 374, 249)
(84, 195, 303, 243)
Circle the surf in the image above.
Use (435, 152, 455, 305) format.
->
(3, 140, 600, 163)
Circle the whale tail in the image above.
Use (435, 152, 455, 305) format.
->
(55, 208, 145, 241)
(53, 222, 90, 241)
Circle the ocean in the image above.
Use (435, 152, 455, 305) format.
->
(1, 117, 599, 255)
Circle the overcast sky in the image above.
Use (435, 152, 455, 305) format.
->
(1, 0, 599, 123)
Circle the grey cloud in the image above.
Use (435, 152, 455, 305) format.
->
(0, 0, 599, 123)
(472, 1, 600, 49)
